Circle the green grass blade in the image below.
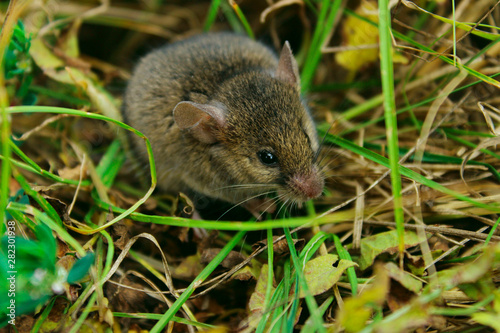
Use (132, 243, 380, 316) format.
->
(29, 85, 91, 106)
(363, 141, 500, 182)
(333, 235, 358, 296)
(430, 294, 495, 316)
(299, 231, 329, 264)
(256, 228, 275, 332)
(31, 296, 60, 332)
(95, 139, 125, 187)
(149, 230, 246, 332)
(203, 0, 222, 32)
(220, 1, 245, 33)
(337, 71, 500, 135)
(484, 217, 500, 247)
(286, 276, 301, 331)
(300, 296, 334, 333)
(229, 1, 254, 39)
(6, 206, 36, 229)
(284, 227, 325, 332)
(443, 130, 500, 162)
(93, 192, 356, 230)
(378, 0, 405, 256)
(301, 0, 343, 93)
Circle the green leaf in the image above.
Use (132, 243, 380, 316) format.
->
(5, 188, 29, 222)
(299, 254, 357, 298)
(95, 139, 125, 187)
(384, 262, 423, 294)
(1, 237, 46, 269)
(248, 264, 275, 331)
(428, 242, 500, 292)
(67, 252, 95, 284)
(471, 312, 500, 331)
(34, 223, 57, 267)
(356, 230, 420, 270)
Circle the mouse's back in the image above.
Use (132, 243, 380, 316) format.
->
(123, 33, 279, 124)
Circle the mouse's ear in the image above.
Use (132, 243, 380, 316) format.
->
(173, 101, 226, 144)
(275, 41, 300, 88)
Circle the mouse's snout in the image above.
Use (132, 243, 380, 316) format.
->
(287, 167, 324, 201)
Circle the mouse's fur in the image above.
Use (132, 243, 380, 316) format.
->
(123, 33, 324, 211)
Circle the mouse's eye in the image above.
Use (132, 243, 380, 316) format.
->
(257, 150, 279, 166)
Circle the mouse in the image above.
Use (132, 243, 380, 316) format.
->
(122, 32, 324, 216)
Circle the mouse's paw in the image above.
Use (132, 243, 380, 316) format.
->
(243, 198, 276, 219)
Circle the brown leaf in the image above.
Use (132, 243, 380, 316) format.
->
(232, 266, 255, 281)
(177, 226, 190, 243)
(67, 284, 81, 302)
(57, 254, 76, 272)
(252, 235, 305, 256)
(112, 221, 130, 251)
(13, 315, 35, 333)
(105, 277, 156, 313)
(387, 281, 415, 312)
(198, 230, 220, 250)
(405, 252, 426, 276)
(9, 178, 21, 196)
(56, 238, 71, 258)
(57, 164, 86, 181)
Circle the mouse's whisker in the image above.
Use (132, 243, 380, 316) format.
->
(314, 120, 338, 164)
(289, 202, 296, 217)
(212, 183, 276, 192)
(274, 191, 296, 217)
(317, 148, 342, 170)
(275, 197, 290, 218)
(319, 158, 342, 174)
(216, 190, 277, 221)
(256, 197, 279, 221)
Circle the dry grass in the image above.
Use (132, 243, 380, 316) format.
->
(1, 0, 500, 332)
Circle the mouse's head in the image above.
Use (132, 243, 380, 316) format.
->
(173, 42, 324, 205)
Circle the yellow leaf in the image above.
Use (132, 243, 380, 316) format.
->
(335, 0, 379, 75)
(337, 264, 390, 332)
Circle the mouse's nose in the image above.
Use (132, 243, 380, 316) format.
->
(288, 168, 324, 200)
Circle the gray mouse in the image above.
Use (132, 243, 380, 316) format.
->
(122, 32, 324, 215)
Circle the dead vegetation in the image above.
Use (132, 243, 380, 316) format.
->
(1, 0, 500, 332)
